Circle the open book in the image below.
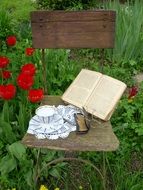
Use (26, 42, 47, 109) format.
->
(62, 69, 127, 121)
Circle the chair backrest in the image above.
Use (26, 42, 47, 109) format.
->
(31, 10, 116, 49)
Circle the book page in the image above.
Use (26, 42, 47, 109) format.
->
(62, 69, 102, 108)
(85, 75, 127, 120)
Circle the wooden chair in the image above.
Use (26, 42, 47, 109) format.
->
(22, 10, 118, 189)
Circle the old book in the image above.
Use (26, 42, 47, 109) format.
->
(62, 69, 127, 121)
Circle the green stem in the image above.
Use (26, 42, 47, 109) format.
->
(103, 152, 106, 190)
(105, 154, 116, 190)
(0, 69, 3, 84)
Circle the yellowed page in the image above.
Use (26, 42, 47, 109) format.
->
(85, 75, 127, 120)
(62, 69, 102, 108)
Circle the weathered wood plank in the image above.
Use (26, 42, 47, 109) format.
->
(32, 32, 115, 49)
(41, 95, 64, 106)
(22, 120, 119, 151)
(31, 10, 116, 22)
(32, 21, 115, 33)
(22, 96, 119, 151)
(31, 10, 116, 48)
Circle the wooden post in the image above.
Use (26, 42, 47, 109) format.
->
(99, 49, 105, 73)
(41, 49, 48, 94)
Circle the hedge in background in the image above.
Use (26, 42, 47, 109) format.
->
(37, 0, 101, 10)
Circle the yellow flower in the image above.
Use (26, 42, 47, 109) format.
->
(39, 185, 48, 190)
(54, 188, 60, 190)
(12, 189, 16, 190)
(79, 185, 83, 189)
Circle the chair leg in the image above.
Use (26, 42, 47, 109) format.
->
(34, 149, 106, 189)
(34, 148, 41, 189)
(39, 156, 105, 189)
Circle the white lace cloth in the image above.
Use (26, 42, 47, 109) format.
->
(27, 105, 81, 140)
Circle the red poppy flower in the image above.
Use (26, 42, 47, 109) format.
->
(0, 84, 16, 100)
(0, 56, 10, 68)
(17, 73, 34, 90)
(6, 36, 17, 46)
(28, 89, 44, 103)
(21, 63, 36, 76)
(128, 86, 138, 99)
(1, 70, 11, 79)
(25, 48, 35, 56)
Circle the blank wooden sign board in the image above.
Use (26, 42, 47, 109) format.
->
(31, 10, 115, 49)
(22, 10, 119, 151)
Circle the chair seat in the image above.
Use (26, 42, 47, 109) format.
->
(22, 96, 119, 151)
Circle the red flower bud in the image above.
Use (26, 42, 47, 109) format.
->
(25, 48, 35, 56)
(17, 73, 34, 90)
(0, 84, 16, 100)
(128, 86, 138, 99)
(1, 70, 11, 79)
(0, 56, 10, 68)
(6, 36, 17, 46)
(21, 63, 36, 76)
(28, 89, 44, 103)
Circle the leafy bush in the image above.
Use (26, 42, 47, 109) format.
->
(37, 0, 101, 10)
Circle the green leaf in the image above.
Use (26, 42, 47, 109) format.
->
(8, 141, 26, 160)
(135, 127, 143, 136)
(131, 184, 143, 190)
(0, 119, 16, 143)
(16, 102, 30, 135)
(56, 162, 67, 168)
(49, 167, 61, 179)
(129, 60, 136, 66)
(24, 170, 33, 187)
(0, 154, 17, 175)
(44, 151, 56, 162)
(1, 101, 9, 122)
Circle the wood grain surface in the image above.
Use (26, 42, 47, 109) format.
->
(31, 10, 116, 48)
